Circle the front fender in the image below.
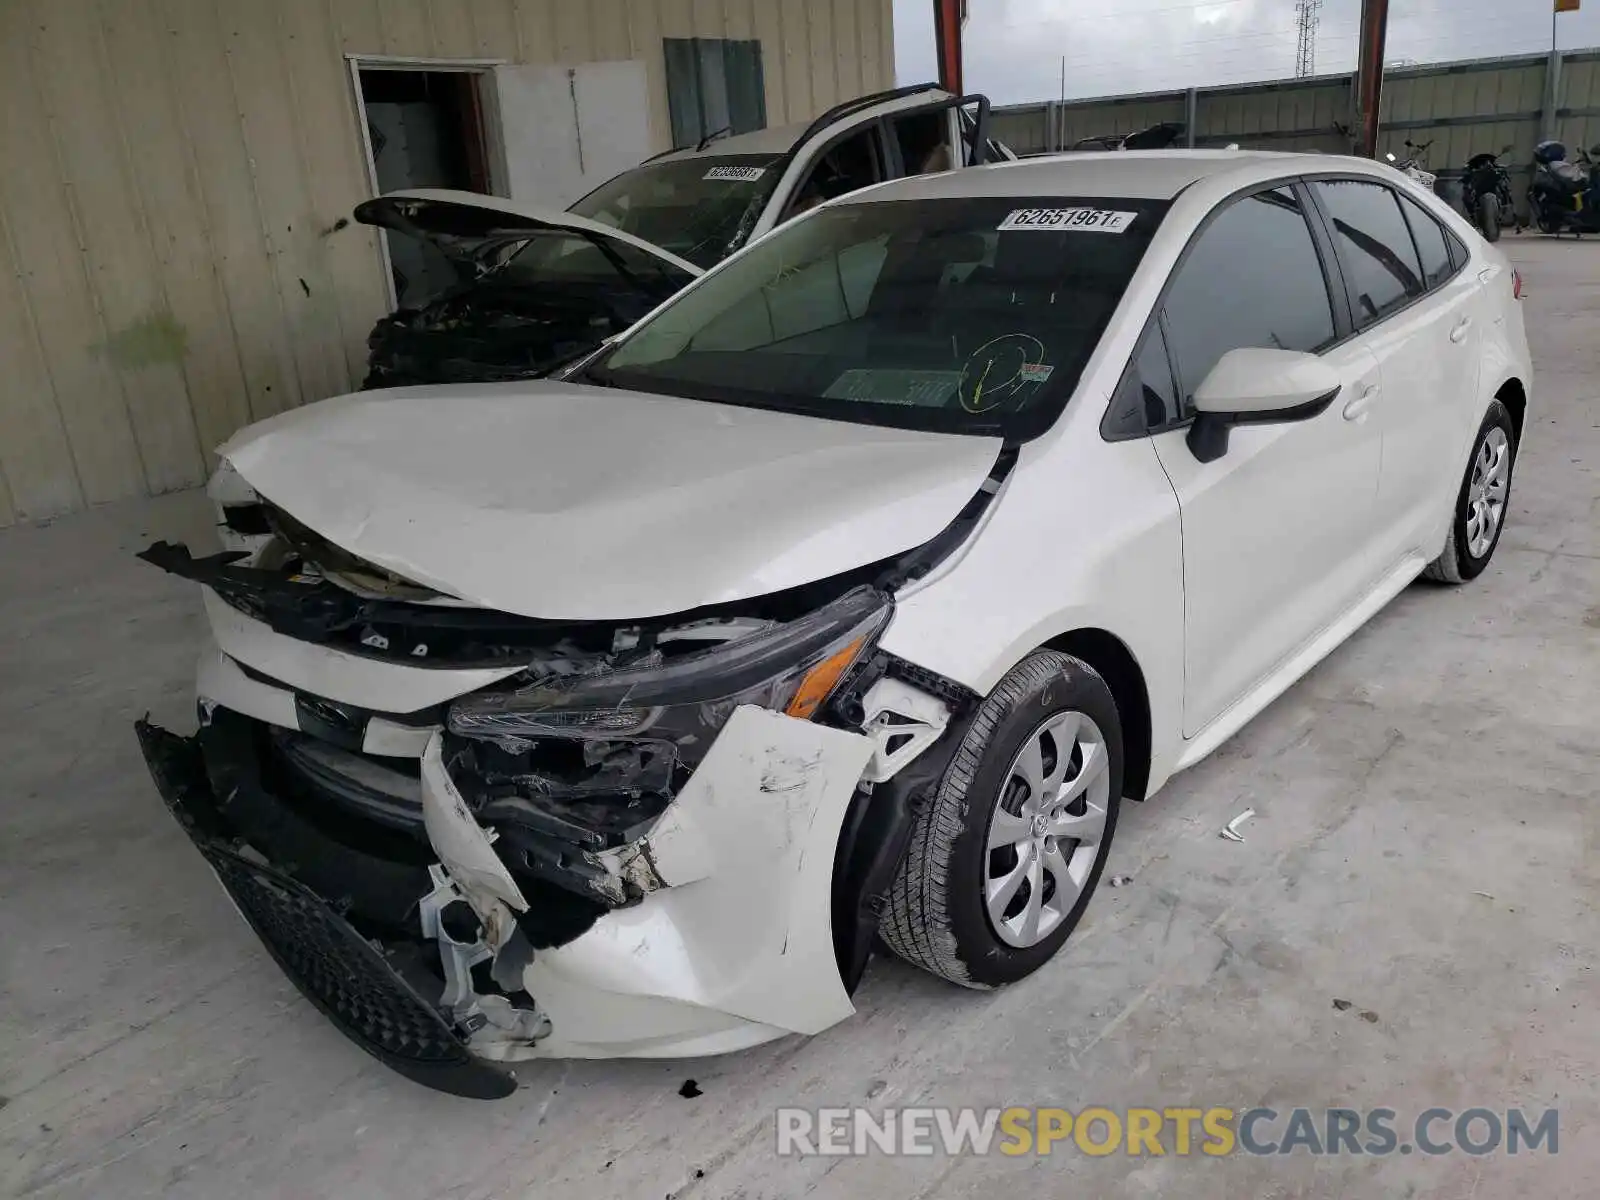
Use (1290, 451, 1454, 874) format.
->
(879, 435, 1186, 796)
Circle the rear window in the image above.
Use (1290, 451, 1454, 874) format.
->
(1312, 179, 1425, 326)
(1397, 193, 1454, 289)
(586, 196, 1170, 438)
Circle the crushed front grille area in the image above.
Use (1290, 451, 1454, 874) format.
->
(135, 718, 516, 1099)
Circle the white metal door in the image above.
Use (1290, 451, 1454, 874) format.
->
(491, 62, 651, 209)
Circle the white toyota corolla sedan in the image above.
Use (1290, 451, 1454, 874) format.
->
(137, 150, 1530, 1097)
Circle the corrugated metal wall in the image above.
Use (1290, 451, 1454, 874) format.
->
(994, 49, 1600, 184)
(0, 0, 893, 528)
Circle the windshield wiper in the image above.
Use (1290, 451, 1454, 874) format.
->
(696, 125, 733, 151)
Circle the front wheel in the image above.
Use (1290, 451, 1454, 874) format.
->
(1423, 400, 1517, 584)
(1478, 194, 1502, 242)
(880, 650, 1123, 989)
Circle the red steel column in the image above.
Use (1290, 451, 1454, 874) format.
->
(934, 0, 964, 94)
(1354, 0, 1390, 157)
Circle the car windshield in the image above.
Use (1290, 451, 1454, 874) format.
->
(585, 196, 1170, 438)
(568, 154, 784, 270)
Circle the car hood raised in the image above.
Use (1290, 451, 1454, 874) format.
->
(217, 383, 1004, 620)
(354, 189, 702, 278)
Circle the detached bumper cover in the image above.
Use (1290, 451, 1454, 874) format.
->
(135, 719, 516, 1099)
(137, 700, 884, 1088)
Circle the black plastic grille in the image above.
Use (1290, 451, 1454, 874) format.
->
(203, 846, 464, 1064)
(136, 717, 516, 1098)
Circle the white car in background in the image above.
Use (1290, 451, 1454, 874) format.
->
(357, 84, 1012, 388)
(138, 149, 1529, 1097)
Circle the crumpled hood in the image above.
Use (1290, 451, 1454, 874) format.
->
(218, 382, 1003, 620)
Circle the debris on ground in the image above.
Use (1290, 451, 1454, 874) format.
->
(1472, 890, 1495, 899)
(866, 1079, 888, 1099)
(1108, 874, 1134, 888)
(1331, 998, 1380, 1023)
(678, 1079, 703, 1099)
(1220, 808, 1257, 842)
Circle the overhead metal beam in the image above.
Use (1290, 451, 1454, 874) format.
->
(934, 0, 964, 94)
(1353, 0, 1390, 156)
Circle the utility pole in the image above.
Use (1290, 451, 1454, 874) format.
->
(1294, 0, 1322, 78)
(1549, 0, 1578, 141)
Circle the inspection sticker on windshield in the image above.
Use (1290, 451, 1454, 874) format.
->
(1019, 362, 1055, 383)
(998, 207, 1137, 233)
(704, 165, 766, 182)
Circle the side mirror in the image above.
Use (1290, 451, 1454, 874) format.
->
(1186, 348, 1343, 463)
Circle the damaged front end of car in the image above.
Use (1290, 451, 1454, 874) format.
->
(134, 465, 1004, 1094)
(351, 191, 698, 390)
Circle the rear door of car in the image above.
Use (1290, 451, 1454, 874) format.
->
(1304, 178, 1482, 566)
(1124, 182, 1386, 737)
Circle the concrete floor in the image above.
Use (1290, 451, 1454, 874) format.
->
(2, 236, 1597, 1199)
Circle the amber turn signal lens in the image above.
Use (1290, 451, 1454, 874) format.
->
(784, 636, 867, 720)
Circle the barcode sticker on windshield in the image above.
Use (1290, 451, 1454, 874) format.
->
(998, 207, 1137, 233)
(704, 165, 766, 182)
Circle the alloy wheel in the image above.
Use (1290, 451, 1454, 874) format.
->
(1466, 426, 1511, 558)
(983, 710, 1111, 949)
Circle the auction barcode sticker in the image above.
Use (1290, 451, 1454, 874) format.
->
(704, 165, 766, 181)
(998, 207, 1137, 233)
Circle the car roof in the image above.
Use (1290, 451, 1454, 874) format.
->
(647, 87, 961, 164)
(843, 149, 1380, 204)
(650, 121, 812, 161)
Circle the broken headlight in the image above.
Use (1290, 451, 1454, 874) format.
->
(446, 586, 891, 758)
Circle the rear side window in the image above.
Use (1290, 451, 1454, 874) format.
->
(1398, 194, 1454, 289)
(1312, 180, 1424, 325)
(1161, 186, 1336, 414)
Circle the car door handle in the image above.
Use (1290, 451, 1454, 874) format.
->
(1449, 317, 1472, 343)
(1343, 384, 1377, 421)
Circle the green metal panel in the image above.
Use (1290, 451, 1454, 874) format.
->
(664, 37, 767, 149)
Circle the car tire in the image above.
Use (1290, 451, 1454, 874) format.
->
(1478, 194, 1502, 242)
(879, 650, 1123, 990)
(1423, 399, 1517, 584)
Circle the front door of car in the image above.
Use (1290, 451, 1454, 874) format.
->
(763, 118, 892, 230)
(882, 94, 995, 178)
(1144, 184, 1386, 737)
(756, 94, 995, 239)
(1308, 180, 1483, 566)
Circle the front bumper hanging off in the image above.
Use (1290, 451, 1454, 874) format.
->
(136, 720, 518, 1099)
(136, 690, 888, 1095)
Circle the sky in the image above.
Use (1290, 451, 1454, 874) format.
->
(894, 0, 1600, 104)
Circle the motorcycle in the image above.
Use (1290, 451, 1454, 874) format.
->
(1528, 139, 1600, 236)
(1385, 138, 1438, 192)
(1460, 145, 1519, 242)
